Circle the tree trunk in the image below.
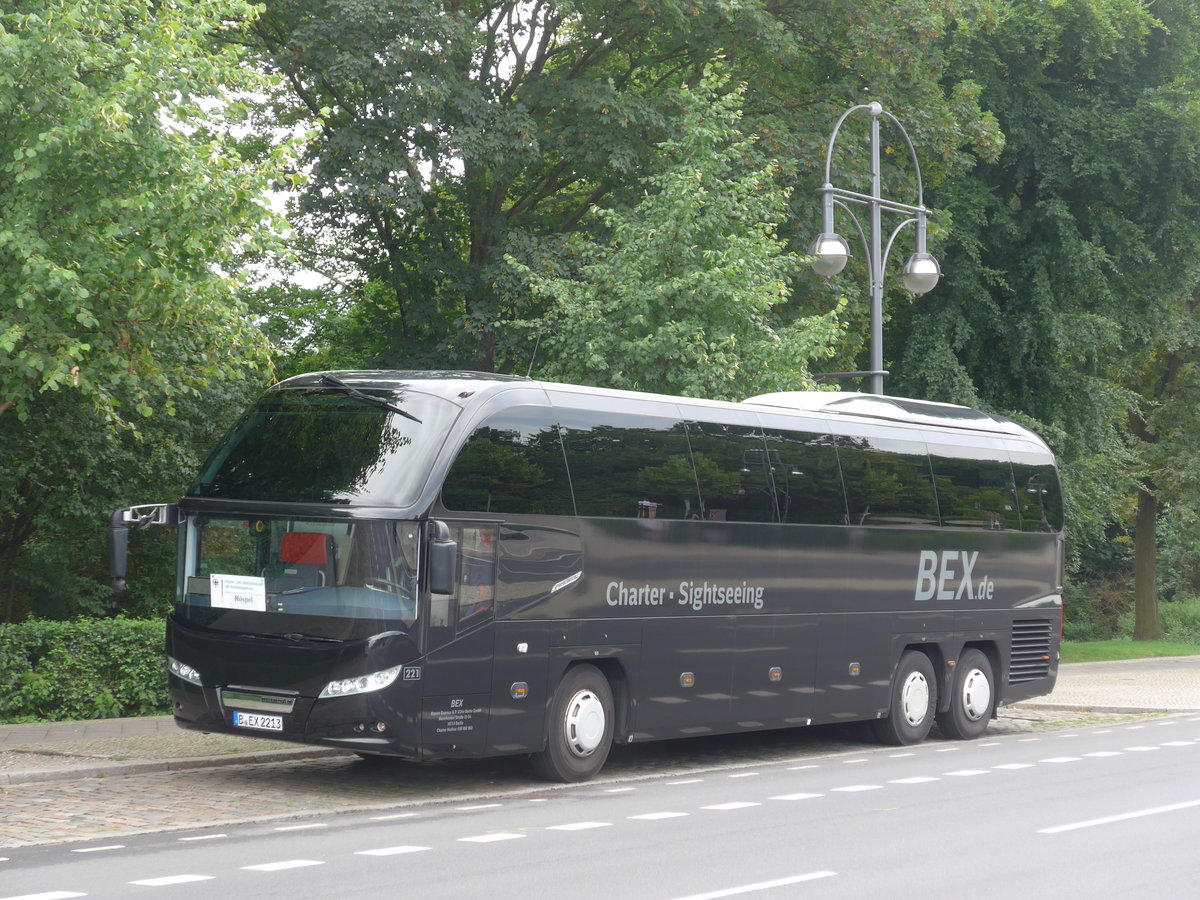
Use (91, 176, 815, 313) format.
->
(1133, 483, 1164, 640)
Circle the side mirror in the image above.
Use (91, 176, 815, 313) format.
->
(107, 504, 179, 592)
(427, 520, 458, 596)
(108, 509, 131, 592)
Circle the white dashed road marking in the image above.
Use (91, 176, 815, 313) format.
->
(702, 802, 761, 811)
(242, 860, 324, 872)
(667, 871, 837, 899)
(1040, 799, 1200, 834)
(458, 833, 525, 843)
(128, 875, 213, 887)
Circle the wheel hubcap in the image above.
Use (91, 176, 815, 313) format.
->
(961, 668, 992, 721)
(564, 689, 606, 757)
(900, 671, 930, 727)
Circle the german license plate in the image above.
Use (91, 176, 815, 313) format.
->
(232, 711, 284, 732)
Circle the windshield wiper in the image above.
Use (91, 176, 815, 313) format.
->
(318, 374, 422, 424)
(240, 632, 344, 645)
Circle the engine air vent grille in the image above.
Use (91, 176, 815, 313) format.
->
(1010, 619, 1054, 683)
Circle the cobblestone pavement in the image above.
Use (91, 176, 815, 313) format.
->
(0, 707, 1155, 848)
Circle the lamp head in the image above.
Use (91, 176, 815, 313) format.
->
(809, 232, 851, 278)
(900, 251, 941, 294)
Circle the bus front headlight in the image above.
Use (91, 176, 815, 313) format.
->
(168, 656, 203, 686)
(319, 665, 403, 699)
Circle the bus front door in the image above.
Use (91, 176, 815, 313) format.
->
(420, 525, 497, 758)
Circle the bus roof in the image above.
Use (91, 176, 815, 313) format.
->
(277, 370, 1049, 450)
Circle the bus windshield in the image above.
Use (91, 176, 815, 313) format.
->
(187, 386, 460, 506)
(178, 515, 421, 641)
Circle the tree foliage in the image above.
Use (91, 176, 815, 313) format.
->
(893, 0, 1200, 632)
(244, 0, 998, 375)
(0, 0, 291, 425)
(510, 71, 844, 399)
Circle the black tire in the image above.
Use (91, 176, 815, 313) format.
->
(871, 650, 937, 746)
(936, 648, 995, 740)
(531, 664, 614, 783)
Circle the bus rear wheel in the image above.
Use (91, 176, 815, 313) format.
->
(872, 650, 936, 746)
(531, 664, 614, 783)
(936, 648, 995, 740)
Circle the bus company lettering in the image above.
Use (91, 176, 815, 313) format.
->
(606, 580, 765, 611)
(914, 550, 994, 602)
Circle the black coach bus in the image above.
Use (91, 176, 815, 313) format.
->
(109, 371, 1064, 782)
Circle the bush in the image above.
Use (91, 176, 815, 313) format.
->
(0, 619, 168, 723)
(1116, 597, 1200, 644)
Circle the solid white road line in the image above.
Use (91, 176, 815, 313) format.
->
(667, 871, 837, 900)
(0, 893, 87, 900)
(71, 846, 123, 854)
(1040, 798, 1200, 834)
(547, 822, 612, 831)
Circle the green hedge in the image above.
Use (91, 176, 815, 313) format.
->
(0, 619, 169, 723)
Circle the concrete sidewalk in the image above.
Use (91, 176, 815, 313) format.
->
(1015, 654, 1200, 714)
(2, 656, 1199, 787)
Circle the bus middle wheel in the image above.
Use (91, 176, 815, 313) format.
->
(872, 650, 936, 746)
(531, 664, 614, 783)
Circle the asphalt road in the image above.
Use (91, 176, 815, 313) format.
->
(4, 713, 1199, 900)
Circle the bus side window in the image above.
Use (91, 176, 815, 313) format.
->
(762, 431, 846, 525)
(560, 413, 700, 520)
(930, 455, 1022, 530)
(441, 408, 573, 515)
(454, 526, 497, 630)
(837, 437, 939, 527)
(684, 422, 776, 523)
(1012, 463, 1064, 532)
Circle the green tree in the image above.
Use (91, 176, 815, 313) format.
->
(895, 0, 1200, 636)
(0, 380, 259, 622)
(0, 0, 293, 426)
(510, 72, 843, 399)
(243, 0, 1000, 375)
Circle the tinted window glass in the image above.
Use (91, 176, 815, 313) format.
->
(1013, 463, 1064, 532)
(931, 455, 1021, 530)
(560, 412, 699, 519)
(189, 388, 459, 506)
(441, 407, 574, 515)
(684, 423, 776, 523)
(837, 436, 938, 527)
(762, 431, 846, 525)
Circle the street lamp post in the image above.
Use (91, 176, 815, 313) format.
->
(808, 102, 941, 395)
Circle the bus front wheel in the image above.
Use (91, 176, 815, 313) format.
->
(532, 664, 614, 783)
(872, 650, 936, 746)
(936, 649, 995, 740)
